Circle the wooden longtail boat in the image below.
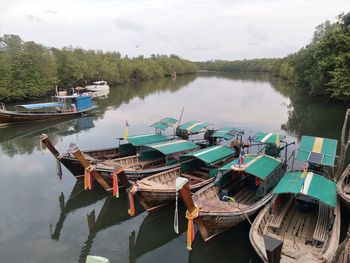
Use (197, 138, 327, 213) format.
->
(250, 135, 340, 263)
(92, 139, 200, 180)
(178, 153, 285, 242)
(40, 117, 178, 178)
(131, 145, 238, 212)
(175, 132, 291, 243)
(332, 225, 350, 263)
(336, 165, 350, 209)
(0, 95, 97, 125)
(249, 171, 340, 263)
(91, 126, 244, 181)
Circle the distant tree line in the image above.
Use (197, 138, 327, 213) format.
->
(198, 12, 350, 101)
(0, 34, 197, 102)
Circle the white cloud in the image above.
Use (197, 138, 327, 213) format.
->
(0, 0, 348, 60)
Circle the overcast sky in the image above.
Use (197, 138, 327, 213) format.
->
(0, 0, 349, 61)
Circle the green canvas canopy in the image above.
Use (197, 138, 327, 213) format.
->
(144, 139, 199, 155)
(296, 135, 337, 166)
(150, 117, 178, 131)
(274, 171, 336, 207)
(219, 154, 282, 180)
(253, 132, 285, 145)
(181, 145, 235, 165)
(127, 133, 169, 146)
(177, 120, 211, 134)
(212, 127, 244, 140)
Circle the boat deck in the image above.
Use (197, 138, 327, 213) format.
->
(264, 204, 327, 261)
(196, 185, 259, 213)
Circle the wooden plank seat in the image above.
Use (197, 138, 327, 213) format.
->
(312, 203, 329, 243)
(234, 187, 255, 204)
(269, 197, 293, 229)
(181, 173, 207, 182)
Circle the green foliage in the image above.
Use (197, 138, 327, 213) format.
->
(198, 12, 350, 101)
(0, 35, 197, 102)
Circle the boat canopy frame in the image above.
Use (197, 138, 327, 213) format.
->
(274, 171, 336, 208)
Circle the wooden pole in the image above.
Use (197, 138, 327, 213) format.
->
(336, 109, 350, 181)
(40, 134, 61, 159)
(117, 170, 151, 211)
(263, 235, 283, 263)
(178, 181, 209, 240)
(69, 143, 112, 192)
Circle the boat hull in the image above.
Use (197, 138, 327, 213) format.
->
(60, 154, 180, 181)
(336, 165, 350, 209)
(0, 107, 97, 125)
(249, 198, 341, 263)
(136, 169, 215, 212)
(197, 192, 273, 241)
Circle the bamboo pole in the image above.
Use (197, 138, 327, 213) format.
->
(336, 109, 350, 181)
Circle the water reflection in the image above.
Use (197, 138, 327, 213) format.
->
(0, 117, 95, 157)
(50, 181, 107, 241)
(0, 71, 348, 263)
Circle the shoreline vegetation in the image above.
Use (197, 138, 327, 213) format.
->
(197, 12, 350, 101)
(0, 35, 197, 102)
(0, 12, 349, 103)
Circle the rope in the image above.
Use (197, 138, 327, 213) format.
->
(223, 196, 253, 226)
(185, 206, 199, 251)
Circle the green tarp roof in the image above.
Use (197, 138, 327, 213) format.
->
(177, 120, 211, 133)
(150, 117, 178, 131)
(182, 145, 235, 165)
(274, 171, 336, 208)
(296, 135, 338, 166)
(145, 139, 199, 155)
(253, 132, 285, 145)
(127, 133, 169, 146)
(219, 154, 282, 180)
(212, 127, 244, 140)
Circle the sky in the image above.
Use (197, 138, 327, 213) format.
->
(0, 0, 349, 61)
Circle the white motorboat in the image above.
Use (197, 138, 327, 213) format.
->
(85, 81, 110, 92)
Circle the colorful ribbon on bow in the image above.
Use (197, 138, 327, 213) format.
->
(84, 164, 94, 190)
(112, 167, 124, 198)
(56, 159, 62, 180)
(185, 206, 199, 251)
(127, 190, 135, 216)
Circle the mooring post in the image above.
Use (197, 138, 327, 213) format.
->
(263, 235, 283, 263)
(336, 109, 350, 181)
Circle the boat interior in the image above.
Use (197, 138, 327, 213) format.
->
(95, 154, 167, 172)
(194, 173, 263, 212)
(264, 194, 334, 257)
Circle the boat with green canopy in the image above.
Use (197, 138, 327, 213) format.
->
(40, 117, 177, 179)
(249, 134, 340, 262)
(175, 131, 290, 247)
(93, 138, 200, 180)
(250, 171, 340, 262)
(175, 120, 212, 143)
(176, 153, 285, 243)
(129, 145, 237, 212)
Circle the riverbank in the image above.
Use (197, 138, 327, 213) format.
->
(197, 12, 350, 102)
(0, 34, 197, 103)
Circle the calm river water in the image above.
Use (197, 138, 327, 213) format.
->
(0, 72, 348, 263)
